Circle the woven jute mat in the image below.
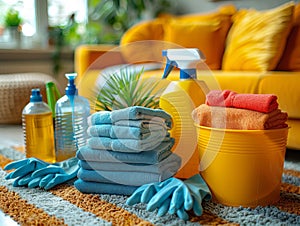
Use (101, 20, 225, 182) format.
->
(0, 73, 61, 124)
(0, 147, 299, 225)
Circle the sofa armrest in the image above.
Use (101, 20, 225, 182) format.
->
(74, 44, 126, 82)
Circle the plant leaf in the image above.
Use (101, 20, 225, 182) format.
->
(93, 66, 163, 111)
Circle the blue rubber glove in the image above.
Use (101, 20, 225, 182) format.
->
(126, 177, 193, 220)
(126, 181, 162, 205)
(126, 180, 174, 218)
(146, 177, 193, 213)
(126, 174, 211, 221)
(183, 174, 212, 216)
(4, 158, 50, 187)
(4, 157, 79, 190)
(30, 157, 79, 190)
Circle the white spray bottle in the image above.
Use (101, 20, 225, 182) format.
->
(159, 48, 210, 179)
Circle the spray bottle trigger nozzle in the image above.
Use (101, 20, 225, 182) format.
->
(162, 60, 177, 79)
(162, 48, 205, 80)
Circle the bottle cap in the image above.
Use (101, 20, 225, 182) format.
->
(65, 73, 78, 96)
(30, 88, 42, 102)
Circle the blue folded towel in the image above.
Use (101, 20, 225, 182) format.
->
(88, 111, 111, 124)
(87, 133, 171, 152)
(78, 152, 181, 173)
(88, 106, 172, 128)
(74, 179, 138, 195)
(77, 156, 180, 186)
(114, 119, 169, 129)
(111, 106, 171, 122)
(87, 124, 167, 140)
(76, 140, 174, 164)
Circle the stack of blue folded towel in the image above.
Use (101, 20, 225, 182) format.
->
(74, 106, 181, 195)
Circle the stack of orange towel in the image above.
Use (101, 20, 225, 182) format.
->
(192, 90, 288, 130)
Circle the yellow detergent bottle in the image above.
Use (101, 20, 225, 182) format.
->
(159, 48, 210, 179)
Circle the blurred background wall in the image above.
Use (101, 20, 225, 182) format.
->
(176, 0, 298, 13)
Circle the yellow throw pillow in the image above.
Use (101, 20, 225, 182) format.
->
(120, 19, 164, 45)
(120, 19, 165, 64)
(277, 3, 300, 71)
(120, 4, 236, 67)
(164, 18, 231, 70)
(222, 2, 295, 71)
(163, 4, 236, 70)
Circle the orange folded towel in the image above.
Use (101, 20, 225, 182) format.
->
(206, 90, 279, 113)
(192, 104, 288, 130)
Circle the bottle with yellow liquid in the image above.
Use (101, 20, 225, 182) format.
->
(22, 89, 56, 163)
(159, 48, 209, 179)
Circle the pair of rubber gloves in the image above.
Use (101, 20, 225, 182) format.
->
(4, 157, 79, 190)
(126, 174, 212, 221)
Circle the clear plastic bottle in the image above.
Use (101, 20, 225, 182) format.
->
(22, 88, 56, 163)
(55, 73, 90, 162)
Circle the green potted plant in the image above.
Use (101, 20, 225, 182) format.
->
(4, 8, 22, 27)
(93, 67, 163, 111)
(4, 8, 22, 47)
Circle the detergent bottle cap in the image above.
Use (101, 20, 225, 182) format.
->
(65, 73, 78, 96)
(30, 88, 43, 102)
(162, 48, 206, 79)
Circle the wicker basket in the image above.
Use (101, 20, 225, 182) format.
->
(0, 73, 60, 124)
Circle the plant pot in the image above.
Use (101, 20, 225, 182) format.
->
(7, 26, 22, 48)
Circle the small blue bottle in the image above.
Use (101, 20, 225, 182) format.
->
(55, 73, 90, 161)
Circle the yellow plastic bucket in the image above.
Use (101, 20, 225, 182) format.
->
(196, 125, 289, 207)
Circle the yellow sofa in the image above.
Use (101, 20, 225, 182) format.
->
(75, 3, 300, 150)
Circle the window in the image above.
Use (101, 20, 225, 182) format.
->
(48, 0, 87, 27)
(0, 0, 87, 49)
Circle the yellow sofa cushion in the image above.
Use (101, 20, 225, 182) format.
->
(119, 19, 165, 64)
(277, 3, 300, 71)
(120, 19, 165, 44)
(163, 4, 236, 70)
(222, 2, 294, 71)
(120, 5, 236, 69)
(257, 72, 300, 118)
(163, 11, 234, 69)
